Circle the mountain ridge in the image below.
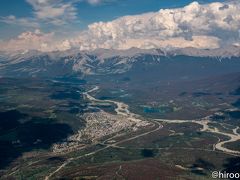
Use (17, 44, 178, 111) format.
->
(0, 45, 240, 78)
(1, 44, 240, 59)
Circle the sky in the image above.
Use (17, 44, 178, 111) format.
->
(0, 0, 239, 52)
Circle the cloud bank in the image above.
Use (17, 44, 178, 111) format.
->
(1, 1, 240, 52)
(75, 1, 240, 50)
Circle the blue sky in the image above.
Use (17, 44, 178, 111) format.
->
(0, 0, 225, 40)
(1, 0, 238, 52)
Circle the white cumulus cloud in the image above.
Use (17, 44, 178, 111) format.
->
(0, 29, 71, 52)
(72, 1, 240, 50)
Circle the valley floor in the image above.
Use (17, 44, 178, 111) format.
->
(1, 84, 240, 180)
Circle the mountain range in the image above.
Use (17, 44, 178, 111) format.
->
(0, 45, 240, 78)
